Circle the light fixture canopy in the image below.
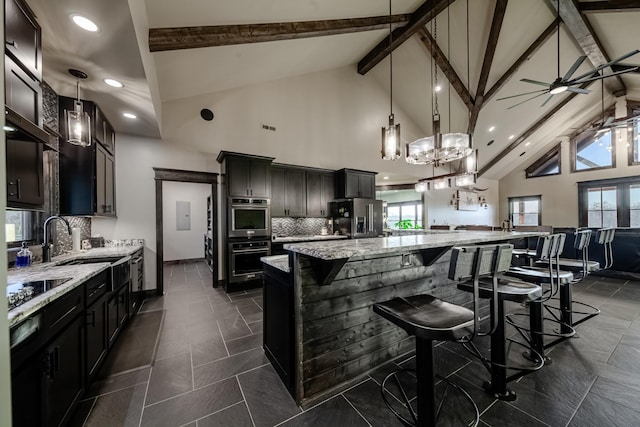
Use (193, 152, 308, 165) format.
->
(65, 69, 91, 147)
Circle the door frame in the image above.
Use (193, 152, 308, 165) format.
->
(153, 167, 219, 295)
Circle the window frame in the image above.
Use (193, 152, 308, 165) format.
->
(5, 210, 37, 248)
(578, 176, 640, 228)
(526, 144, 561, 178)
(385, 200, 424, 230)
(571, 128, 616, 173)
(508, 195, 542, 226)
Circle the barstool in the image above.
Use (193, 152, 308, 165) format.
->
(504, 234, 576, 360)
(373, 244, 513, 427)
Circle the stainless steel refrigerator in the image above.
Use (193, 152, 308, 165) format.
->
(330, 198, 383, 238)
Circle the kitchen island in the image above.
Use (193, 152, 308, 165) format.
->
(262, 230, 545, 407)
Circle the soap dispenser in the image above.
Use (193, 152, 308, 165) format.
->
(15, 242, 32, 268)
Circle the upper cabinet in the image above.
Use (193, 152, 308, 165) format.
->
(5, 0, 42, 81)
(94, 104, 115, 154)
(306, 171, 334, 217)
(218, 152, 274, 198)
(59, 96, 116, 216)
(6, 138, 44, 208)
(335, 168, 376, 199)
(271, 166, 306, 217)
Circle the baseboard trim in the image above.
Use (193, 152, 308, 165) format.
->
(163, 258, 204, 265)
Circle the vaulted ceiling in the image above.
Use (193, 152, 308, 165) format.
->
(27, 0, 640, 181)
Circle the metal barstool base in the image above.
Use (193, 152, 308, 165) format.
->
(482, 381, 517, 401)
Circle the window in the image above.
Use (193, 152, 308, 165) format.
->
(578, 176, 640, 227)
(572, 129, 615, 172)
(586, 186, 618, 228)
(509, 196, 541, 226)
(5, 211, 34, 244)
(385, 202, 423, 229)
(526, 144, 561, 178)
(631, 118, 640, 165)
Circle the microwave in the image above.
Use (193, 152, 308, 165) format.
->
(228, 197, 270, 238)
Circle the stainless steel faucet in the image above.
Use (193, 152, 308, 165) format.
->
(42, 215, 72, 263)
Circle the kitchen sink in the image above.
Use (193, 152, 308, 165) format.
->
(56, 257, 122, 266)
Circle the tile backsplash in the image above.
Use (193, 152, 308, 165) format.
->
(53, 217, 92, 255)
(272, 217, 331, 237)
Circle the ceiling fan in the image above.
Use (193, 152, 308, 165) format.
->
(586, 80, 637, 135)
(497, 1, 639, 110)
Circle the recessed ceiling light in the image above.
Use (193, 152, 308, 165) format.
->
(72, 15, 99, 32)
(525, 142, 530, 146)
(383, 176, 389, 180)
(509, 134, 515, 140)
(434, 85, 441, 92)
(104, 78, 123, 88)
(123, 113, 137, 119)
(488, 126, 495, 132)
(4, 125, 17, 132)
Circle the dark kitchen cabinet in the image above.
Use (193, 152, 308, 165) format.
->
(94, 104, 116, 154)
(59, 96, 116, 216)
(6, 138, 43, 208)
(85, 272, 108, 382)
(5, 54, 41, 125)
(107, 284, 129, 348)
(271, 166, 306, 217)
(4, 0, 42, 81)
(306, 171, 334, 217)
(218, 152, 274, 198)
(336, 168, 376, 199)
(43, 315, 84, 427)
(11, 351, 43, 427)
(263, 261, 295, 393)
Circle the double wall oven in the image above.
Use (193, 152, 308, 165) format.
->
(227, 197, 271, 285)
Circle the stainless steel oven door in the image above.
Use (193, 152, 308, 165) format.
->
(229, 244, 270, 283)
(228, 202, 270, 238)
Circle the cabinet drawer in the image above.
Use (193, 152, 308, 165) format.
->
(42, 285, 84, 339)
(85, 271, 108, 306)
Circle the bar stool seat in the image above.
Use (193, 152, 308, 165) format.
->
(458, 277, 541, 303)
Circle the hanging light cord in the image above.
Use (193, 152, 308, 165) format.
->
(467, 0, 470, 125)
(76, 80, 80, 102)
(389, 0, 393, 117)
(447, 0, 451, 132)
(556, 0, 561, 79)
(433, 13, 439, 117)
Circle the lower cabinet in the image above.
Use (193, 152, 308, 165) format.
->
(263, 262, 294, 393)
(86, 294, 107, 381)
(108, 283, 129, 348)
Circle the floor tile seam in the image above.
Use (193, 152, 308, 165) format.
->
(142, 373, 243, 409)
(190, 343, 196, 391)
(604, 332, 625, 365)
(366, 373, 413, 408)
(235, 375, 258, 427)
(188, 401, 248, 426)
(82, 380, 151, 401)
(138, 365, 154, 427)
(587, 380, 640, 415)
(504, 399, 554, 426)
(340, 394, 373, 426)
(216, 318, 231, 357)
(563, 376, 598, 427)
(225, 330, 262, 346)
(78, 396, 97, 427)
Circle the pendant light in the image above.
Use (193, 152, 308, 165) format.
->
(65, 69, 91, 147)
(381, 0, 401, 160)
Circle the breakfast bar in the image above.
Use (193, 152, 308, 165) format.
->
(262, 230, 545, 407)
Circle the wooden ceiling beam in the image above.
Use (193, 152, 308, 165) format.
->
(417, 28, 474, 110)
(579, 1, 640, 12)
(549, 0, 627, 96)
(478, 81, 592, 177)
(468, 0, 508, 134)
(148, 14, 413, 52)
(357, 0, 453, 75)
(484, 18, 560, 104)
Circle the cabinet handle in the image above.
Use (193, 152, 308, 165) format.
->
(6, 40, 16, 48)
(250, 189, 253, 196)
(16, 178, 21, 199)
(87, 310, 96, 327)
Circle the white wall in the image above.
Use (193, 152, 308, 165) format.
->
(91, 134, 217, 290)
(500, 134, 640, 227)
(162, 181, 210, 261)
(426, 177, 500, 227)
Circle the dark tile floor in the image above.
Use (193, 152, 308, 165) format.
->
(71, 261, 640, 426)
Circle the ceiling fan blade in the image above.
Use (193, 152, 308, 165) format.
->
(570, 50, 640, 81)
(496, 89, 548, 101)
(563, 56, 587, 80)
(566, 87, 591, 94)
(507, 91, 549, 110)
(540, 94, 554, 107)
(572, 66, 640, 85)
(520, 78, 551, 87)
(604, 117, 614, 127)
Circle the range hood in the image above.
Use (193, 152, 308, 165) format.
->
(5, 106, 52, 145)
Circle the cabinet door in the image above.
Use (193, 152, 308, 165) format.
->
(6, 138, 44, 208)
(226, 157, 250, 197)
(358, 173, 375, 199)
(5, 0, 42, 81)
(284, 169, 306, 216)
(263, 270, 294, 391)
(248, 160, 270, 198)
(93, 105, 106, 146)
(43, 315, 84, 427)
(104, 119, 116, 154)
(344, 172, 361, 198)
(117, 285, 129, 328)
(5, 55, 41, 125)
(271, 167, 286, 216)
(107, 295, 119, 348)
(85, 296, 107, 381)
(96, 145, 107, 214)
(320, 173, 335, 216)
(306, 172, 323, 217)
(11, 353, 43, 427)
(104, 154, 115, 215)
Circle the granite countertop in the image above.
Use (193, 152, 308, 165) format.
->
(261, 255, 290, 273)
(272, 235, 349, 243)
(7, 244, 144, 328)
(283, 230, 546, 261)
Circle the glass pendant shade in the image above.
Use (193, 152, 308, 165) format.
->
(454, 173, 476, 187)
(433, 177, 451, 190)
(381, 114, 401, 160)
(65, 100, 91, 146)
(438, 133, 472, 163)
(406, 135, 438, 165)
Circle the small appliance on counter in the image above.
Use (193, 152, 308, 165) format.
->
(330, 198, 383, 238)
